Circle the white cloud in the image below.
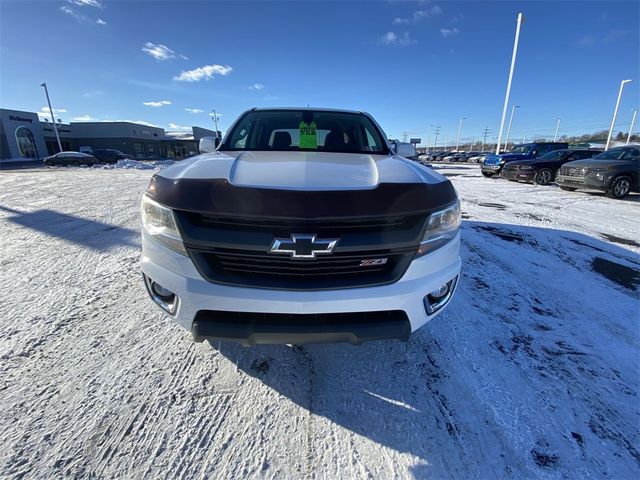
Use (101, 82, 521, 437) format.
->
(185, 108, 204, 114)
(168, 123, 191, 131)
(393, 5, 442, 25)
(142, 42, 177, 61)
(60, 5, 87, 22)
(96, 18, 107, 25)
(173, 64, 233, 82)
(378, 31, 416, 47)
(68, 0, 102, 7)
(440, 27, 460, 38)
(38, 107, 67, 122)
(72, 115, 97, 121)
(249, 83, 265, 90)
(143, 100, 172, 107)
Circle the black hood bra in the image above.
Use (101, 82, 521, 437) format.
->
(146, 175, 458, 219)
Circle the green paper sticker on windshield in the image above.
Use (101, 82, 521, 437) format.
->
(299, 121, 318, 149)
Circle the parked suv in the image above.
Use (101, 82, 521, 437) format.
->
(91, 149, 130, 163)
(140, 108, 461, 345)
(501, 149, 599, 185)
(555, 146, 640, 199)
(481, 142, 569, 177)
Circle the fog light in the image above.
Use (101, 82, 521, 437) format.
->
(143, 274, 179, 314)
(424, 276, 458, 315)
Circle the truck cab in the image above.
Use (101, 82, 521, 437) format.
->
(481, 142, 569, 177)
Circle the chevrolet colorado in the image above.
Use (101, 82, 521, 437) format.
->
(140, 108, 461, 345)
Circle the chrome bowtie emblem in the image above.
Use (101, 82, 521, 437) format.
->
(269, 234, 339, 259)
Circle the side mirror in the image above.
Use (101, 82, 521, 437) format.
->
(199, 136, 219, 153)
(395, 142, 416, 158)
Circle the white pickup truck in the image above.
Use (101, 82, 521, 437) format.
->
(141, 108, 461, 345)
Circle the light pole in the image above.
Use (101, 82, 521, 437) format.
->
(522, 132, 526, 144)
(496, 12, 524, 154)
(505, 105, 519, 150)
(40, 82, 62, 153)
(606, 79, 632, 150)
(627, 108, 637, 145)
(455, 116, 466, 151)
(553, 117, 561, 142)
(210, 109, 220, 138)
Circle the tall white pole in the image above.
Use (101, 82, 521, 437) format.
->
(496, 12, 523, 154)
(627, 109, 637, 145)
(455, 116, 465, 152)
(553, 117, 561, 142)
(606, 79, 632, 150)
(522, 132, 526, 144)
(505, 105, 519, 150)
(40, 82, 63, 153)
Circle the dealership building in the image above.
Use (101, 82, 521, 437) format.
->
(0, 108, 219, 162)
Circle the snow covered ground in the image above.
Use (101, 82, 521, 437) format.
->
(0, 164, 638, 479)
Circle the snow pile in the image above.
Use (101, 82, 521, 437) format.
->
(99, 159, 176, 170)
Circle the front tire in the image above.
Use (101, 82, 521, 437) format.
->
(481, 171, 494, 178)
(534, 168, 553, 185)
(606, 176, 632, 199)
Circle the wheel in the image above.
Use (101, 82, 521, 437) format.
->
(560, 186, 576, 191)
(481, 171, 494, 177)
(606, 176, 632, 199)
(534, 168, 553, 185)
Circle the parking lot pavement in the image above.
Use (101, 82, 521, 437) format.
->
(0, 165, 638, 479)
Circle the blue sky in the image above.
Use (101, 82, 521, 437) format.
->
(1, 0, 638, 145)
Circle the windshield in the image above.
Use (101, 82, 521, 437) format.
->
(509, 145, 531, 154)
(538, 150, 567, 160)
(594, 149, 630, 160)
(220, 110, 388, 154)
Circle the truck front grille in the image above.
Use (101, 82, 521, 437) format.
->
(559, 166, 587, 177)
(174, 212, 426, 290)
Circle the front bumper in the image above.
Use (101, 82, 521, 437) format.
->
(501, 168, 534, 182)
(481, 163, 503, 174)
(555, 173, 609, 191)
(140, 231, 461, 345)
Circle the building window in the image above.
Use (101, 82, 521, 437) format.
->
(15, 126, 39, 158)
(146, 143, 157, 158)
(134, 143, 144, 159)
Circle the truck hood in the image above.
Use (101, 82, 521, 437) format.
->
(157, 150, 446, 190)
(484, 153, 529, 165)
(562, 159, 629, 169)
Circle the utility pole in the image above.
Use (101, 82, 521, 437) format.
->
(40, 82, 62, 153)
(455, 116, 466, 152)
(606, 79, 632, 150)
(433, 125, 441, 150)
(553, 117, 561, 142)
(505, 105, 519, 150)
(496, 12, 524, 155)
(627, 108, 637, 145)
(481, 127, 490, 151)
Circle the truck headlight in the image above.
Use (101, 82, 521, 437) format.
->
(141, 195, 187, 255)
(416, 201, 461, 257)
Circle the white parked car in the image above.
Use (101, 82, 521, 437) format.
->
(140, 108, 461, 345)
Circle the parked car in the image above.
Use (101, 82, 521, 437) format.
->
(501, 149, 600, 185)
(481, 142, 569, 177)
(434, 152, 452, 161)
(555, 146, 640, 199)
(91, 149, 130, 164)
(469, 152, 489, 163)
(140, 107, 461, 345)
(44, 151, 98, 166)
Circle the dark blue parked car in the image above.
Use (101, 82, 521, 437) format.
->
(481, 142, 569, 177)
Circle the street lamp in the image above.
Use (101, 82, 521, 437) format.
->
(496, 12, 524, 154)
(40, 82, 63, 153)
(505, 105, 519, 150)
(606, 79, 632, 150)
(455, 116, 466, 151)
(627, 108, 637, 145)
(553, 117, 561, 142)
